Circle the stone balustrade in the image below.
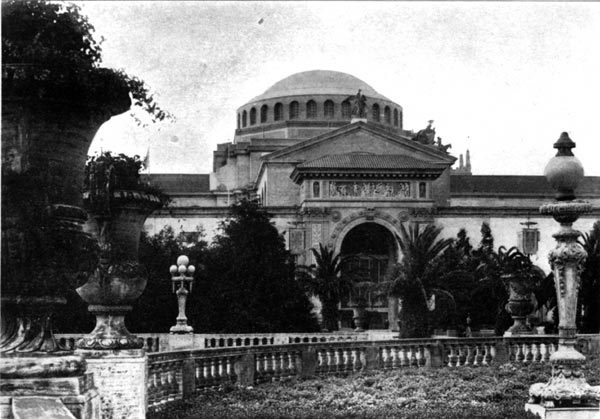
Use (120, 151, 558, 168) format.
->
(56, 331, 392, 352)
(146, 335, 564, 413)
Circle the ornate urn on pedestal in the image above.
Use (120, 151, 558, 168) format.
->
(503, 272, 535, 336)
(76, 153, 165, 350)
(1, 54, 130, 419)
(349, 281, 372, 332)
(483, 246, 541, 336)
(527, 133, 600, 416)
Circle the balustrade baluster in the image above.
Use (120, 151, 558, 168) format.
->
(351, 348, 360, 372)
(194, 359, 203, 389)
(272, 353, 282, 381)
(287, 352, 295, 376)
(166, 364, 174, 400)
(217, 357, 226, 384)
(398, 347, 407, 367)
(472, 345, 480, 366)
(447, 345, 456, 367)
(261, 353, 271, 382)
(148, 366, 158, 405)
(481, 344, 489, 366)
(406, 346, 415, 367)
(530, 342, 539, 363)
(540, 342, 549, 362)
(416, 346, 424, 367)
(317, 350, 325, 374)
(331, 349, 340, 373)
(514, 343, 523, 363)
(158, 364, 167, 402)
(326, 349, 334, 374)
(390, 347, 398, 369)
(255, 354, 265, 383)
(359, 348, 367, 371)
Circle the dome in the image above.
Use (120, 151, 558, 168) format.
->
(248, 70, 392, 104)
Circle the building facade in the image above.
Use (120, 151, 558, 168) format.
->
(144, 70, 600, 329)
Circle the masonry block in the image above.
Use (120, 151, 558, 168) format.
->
(77, 349, 146, 419)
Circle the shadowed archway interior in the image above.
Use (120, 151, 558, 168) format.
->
(339, 223, 397, 329)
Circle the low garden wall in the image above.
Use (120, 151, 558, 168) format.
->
(146, 335, 567, 413)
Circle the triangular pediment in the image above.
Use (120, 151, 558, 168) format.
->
(263, 121, 456, 165)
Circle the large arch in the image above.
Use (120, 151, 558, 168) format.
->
(329, 210, 400, 257)
(329, 211, 401, 330)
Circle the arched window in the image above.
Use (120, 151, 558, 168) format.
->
(393, 109, 399, 126)
(289, 101, 299, 120)
(250, 107, 257, 125)
(274, 103, 283, 121)
(372, 104, 380, 122)
(242, 110, 247, 127)
(384, 106, 391, 124)
(324, 100, 334, 119)
(399, 110, 403, 129)
(306, 100, 317, 119)
(260, 105, 268, 123)
(237, 114, 241, 129)
(313, 181, 320, 198)
(341, 100, 351, 119)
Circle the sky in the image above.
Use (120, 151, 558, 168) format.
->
(79, 1, 600, 176)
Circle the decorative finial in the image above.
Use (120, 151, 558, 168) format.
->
(543, 132, 584, 202)
(553, 132, 576, 157)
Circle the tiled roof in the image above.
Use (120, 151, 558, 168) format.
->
(141, 174, 210, 194)
(451, 175, 600, 196)
(297, 154, 446, 170)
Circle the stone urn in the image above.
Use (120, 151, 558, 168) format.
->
(76, 189, 163, 350)
(503, 273, 534, 336)
(352, 306, 367, 332)
(1, 64, 130, 376)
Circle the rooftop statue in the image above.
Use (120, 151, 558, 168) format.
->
(413, 120, 436, 145)
(436, 137, 452, 153)
(349, 89, 367, 118)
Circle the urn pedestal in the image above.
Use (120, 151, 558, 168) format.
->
(76, 191, 162, 419)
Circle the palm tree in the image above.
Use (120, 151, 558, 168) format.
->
(391, 222, 454, 338)
(296, 244, 353, 331)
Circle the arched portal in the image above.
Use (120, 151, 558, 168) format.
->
(339, 222, 398, 330)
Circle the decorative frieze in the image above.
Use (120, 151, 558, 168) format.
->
(328, 181, 411, 199)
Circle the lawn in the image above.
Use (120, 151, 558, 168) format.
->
(149, 356, 599, 419)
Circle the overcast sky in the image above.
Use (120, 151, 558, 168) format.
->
(79, 1, 600, 176)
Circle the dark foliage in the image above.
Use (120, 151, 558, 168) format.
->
(296, 244, 353, 331)
(189, 199, 319, 333)
(1, 0, 171, 122)
(83, 151, 167, 217)
(391, 223, 454, 338)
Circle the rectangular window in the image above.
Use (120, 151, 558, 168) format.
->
(419, 182, 427, 199)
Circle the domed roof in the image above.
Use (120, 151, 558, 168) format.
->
(248, 70, 392, 103)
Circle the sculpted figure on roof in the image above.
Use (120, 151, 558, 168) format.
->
(349, 89, 367, 118)
(413, 120, 436, 145)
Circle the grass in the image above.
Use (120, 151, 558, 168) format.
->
(149, 357, 599, 419)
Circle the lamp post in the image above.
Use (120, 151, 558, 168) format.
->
(528, 133, 600, 411)
(169, 255, 195, 334)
